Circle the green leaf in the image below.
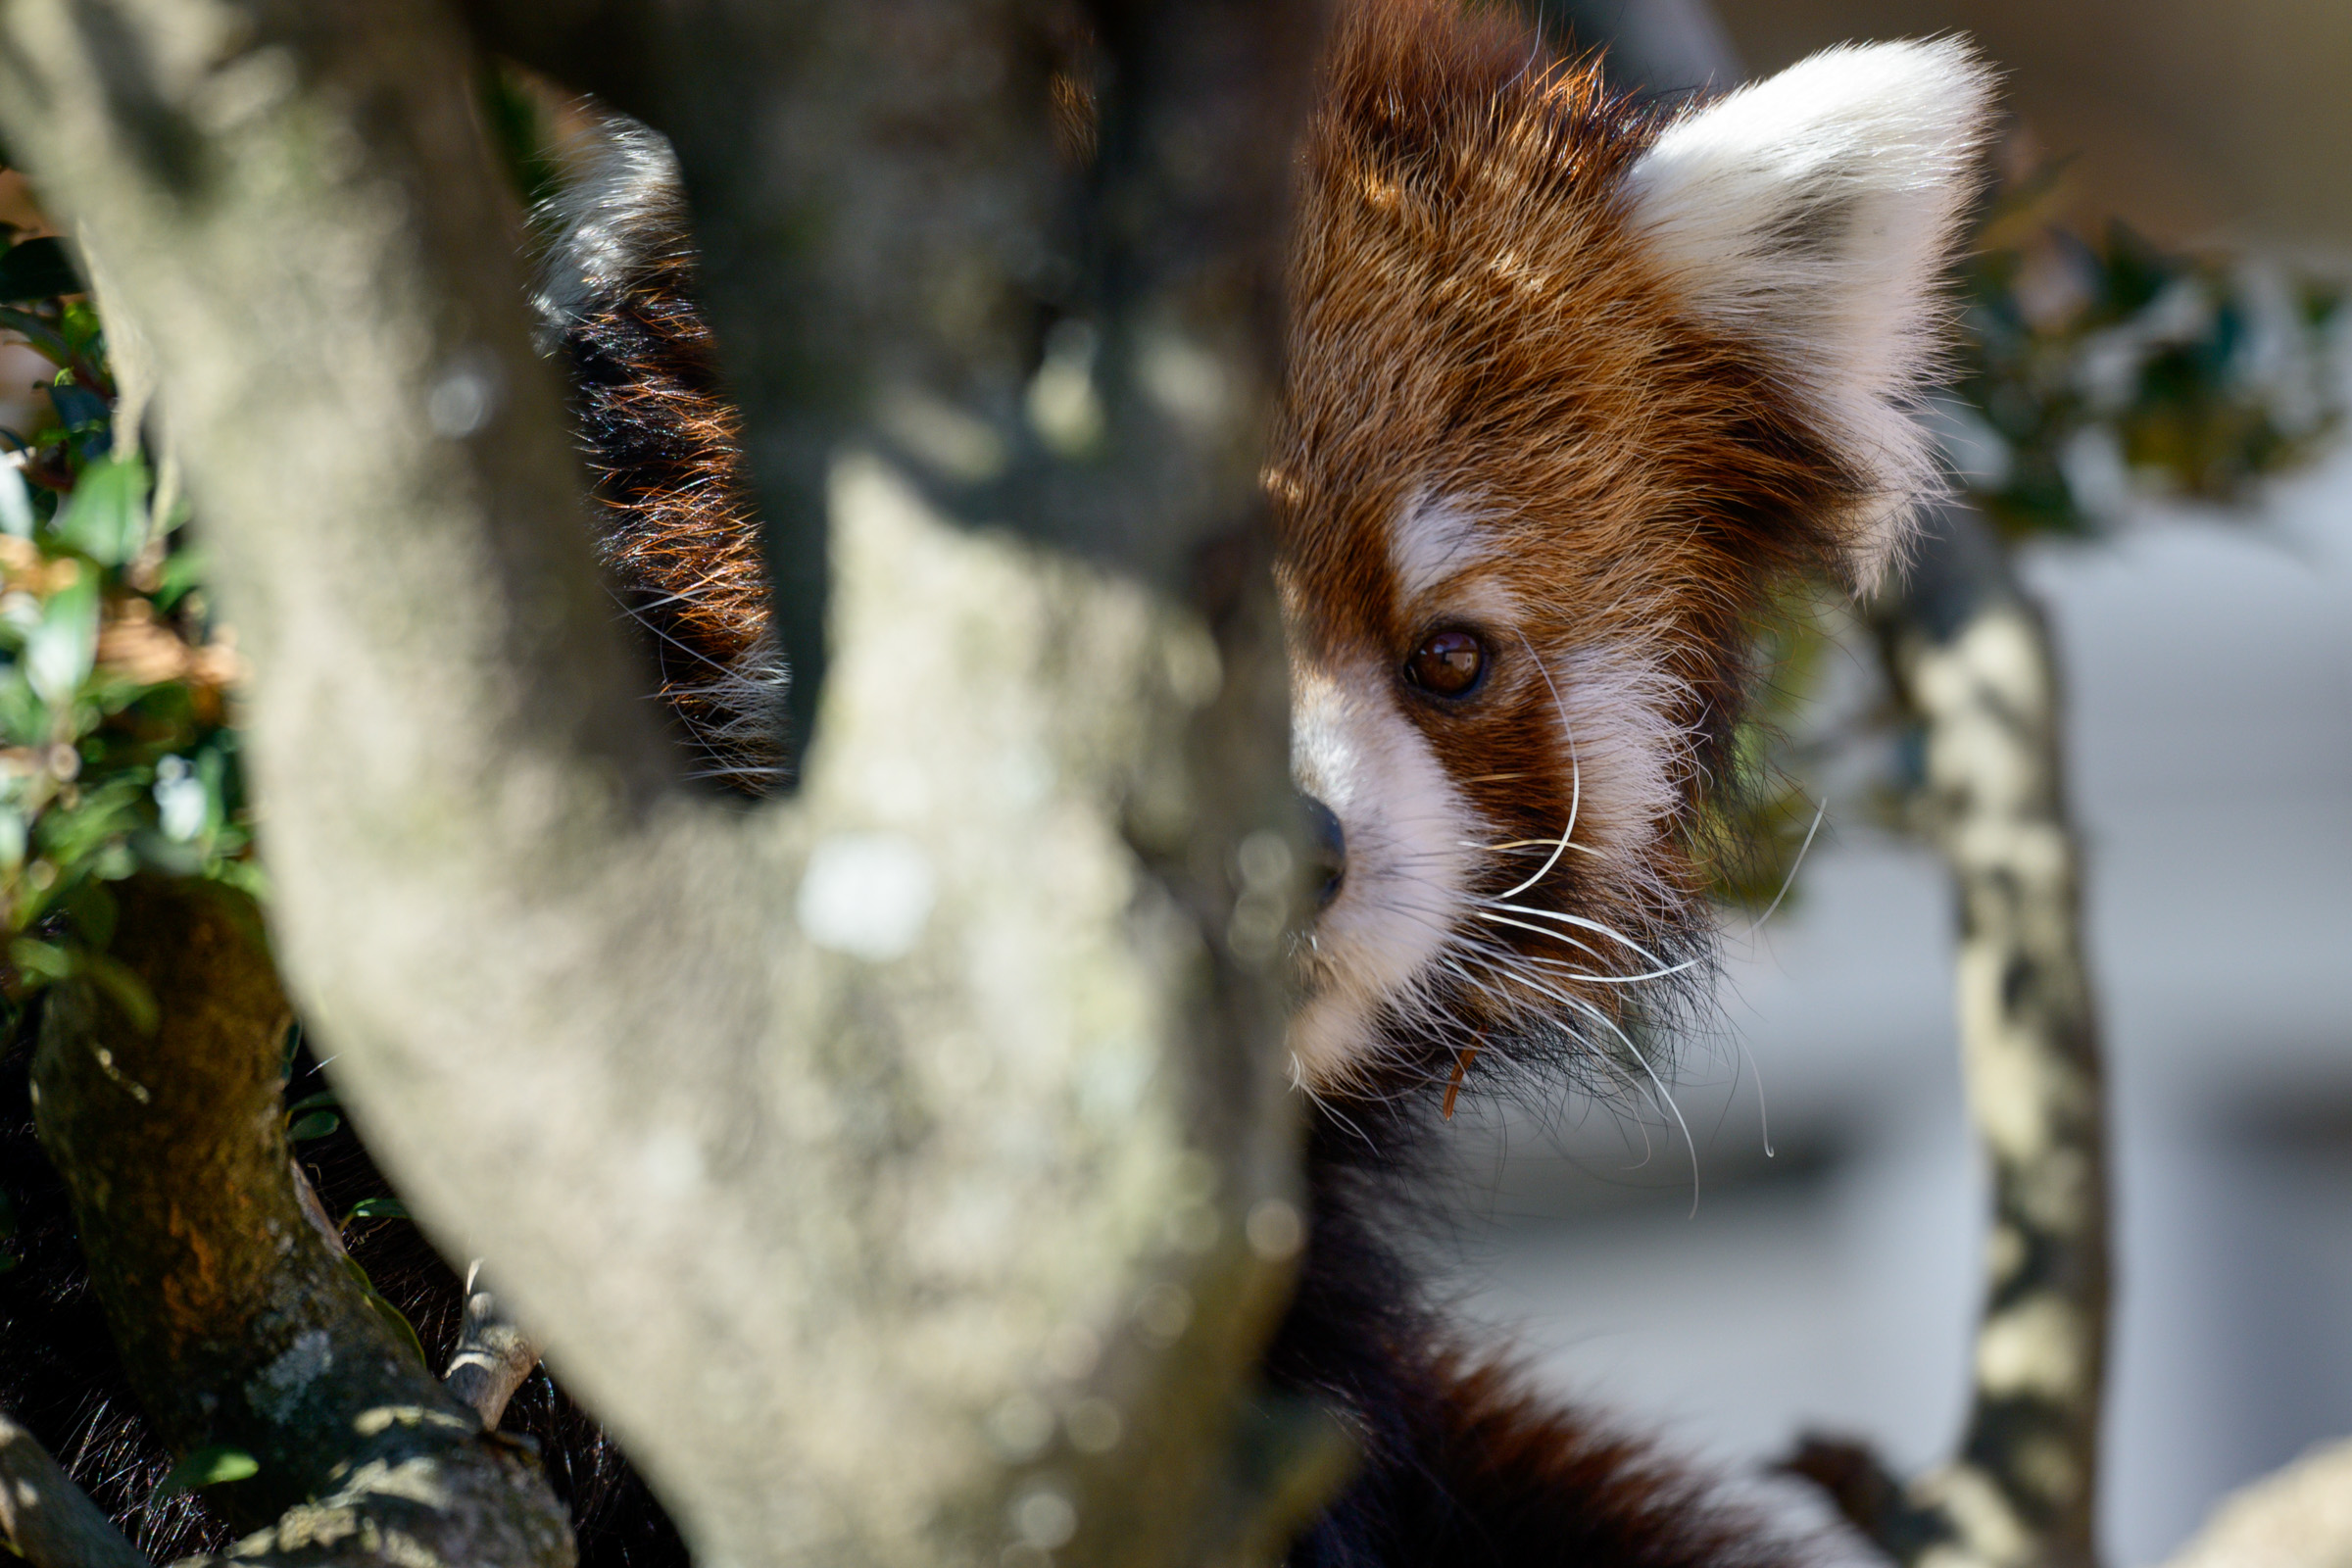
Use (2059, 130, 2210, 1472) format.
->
(286, 1109, 340, 1142)
(77, 949, 158, 1035)
(0, 237, 80, 304)
(6, 938, 71, 985)
(56, 876, 117, 951)
(0, 306, 71, 368)
(340, 1254, 430, 1370)
(343, 1196, 409, 1223)
(24, 566, 97, 708)
(155, 546, 207, 607)
(47, 381, 109, 450)
(51, 454, 148, 565)
(285, 1088, 339, 1116)
(154, 1445, 258, 1499)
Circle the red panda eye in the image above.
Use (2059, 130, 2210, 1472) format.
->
(1405, 628, 1486, 698)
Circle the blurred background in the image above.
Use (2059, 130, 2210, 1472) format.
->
(1435, 3, 2352, 1563)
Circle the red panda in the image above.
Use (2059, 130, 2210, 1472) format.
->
(0, 1, 1989, 1563)
(1279, 4, 1986, 1099)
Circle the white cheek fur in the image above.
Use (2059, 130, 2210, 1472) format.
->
(1543, 645, 1691, 872)
(1286, 639, 1691, 1086)
(1289, 662, 1481, 1086)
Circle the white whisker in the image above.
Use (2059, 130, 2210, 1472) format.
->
(1732, 794, 1828, 940)
(1473, 900, 1672, 964)
(1494, 633, 1581, 900)
(1483, 957, 1701, 1213)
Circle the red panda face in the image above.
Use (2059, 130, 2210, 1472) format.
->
(1273, 1, 1991, 1092)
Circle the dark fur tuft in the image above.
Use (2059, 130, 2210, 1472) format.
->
(536, 117, 791, 797)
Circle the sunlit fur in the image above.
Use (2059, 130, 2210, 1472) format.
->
(1274, 0, 1991, 1098)
(535, 119, 790, 796)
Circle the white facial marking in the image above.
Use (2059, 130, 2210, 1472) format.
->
(1289, 660, 1480, 1085)
(1389, 491, 1495, 605)
(1286, 632, 1694, 1083)
(1544, 644, 1691, 869)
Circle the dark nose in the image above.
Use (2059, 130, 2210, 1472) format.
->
(1300, 794, 1346, 908)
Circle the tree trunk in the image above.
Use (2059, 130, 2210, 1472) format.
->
(0, 0, 1326, 1564)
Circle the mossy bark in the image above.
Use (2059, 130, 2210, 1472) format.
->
(33, 876, 573, 1565)
(1891, 511, 2110, 1568)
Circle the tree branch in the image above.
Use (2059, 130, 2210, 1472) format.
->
(30, 876, 574, 1566)
(1839, 508, 2113, 1568)
(0, 0, 1322, 1562)
(445, 1263, 540, 1431)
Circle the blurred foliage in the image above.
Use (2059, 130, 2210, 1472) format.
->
(1699, 578, 1840, 913)
(1948, 176, 2345, 538)
(479, 62, 564, 216)
(0, 223, 253, 1014)
(1715, 191, 2347, 908)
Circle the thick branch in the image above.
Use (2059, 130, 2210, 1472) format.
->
(0, 1, 1318, 1563)
(32, 877, 572, 1565)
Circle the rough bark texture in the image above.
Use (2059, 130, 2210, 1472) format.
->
(0, 0, 1318, 1565)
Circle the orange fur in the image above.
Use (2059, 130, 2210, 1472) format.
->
(554, 152, 788, 794)
(1277, 0, 1922, 1093)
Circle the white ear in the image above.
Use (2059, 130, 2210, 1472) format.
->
(1625, 39, 1996, 584)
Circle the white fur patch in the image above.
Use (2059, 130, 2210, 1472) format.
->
(1624, 39, 1996, 585)
(1289, 661, 1481, 1085)
(532, 115, 686, 334)
(1543, 645, 1691, 874)
(1389, 491, 1494, 603)
(1283, 632, 1694, 1083)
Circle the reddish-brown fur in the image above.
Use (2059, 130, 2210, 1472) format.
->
(1276, 0, 1868, 1095)
(558, 178, 787, 795)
